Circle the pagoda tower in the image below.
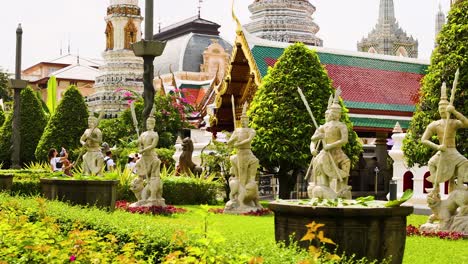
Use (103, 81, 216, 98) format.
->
(87, 0, 144, 117)
(435, 4, 446, 47)
(244, 0, 323, 46)
(357, 0, 418, 58)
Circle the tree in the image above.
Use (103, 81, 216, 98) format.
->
(0, 87, 48, 167)
(403, 1, 468, 167)
(0, 113, 13, 168)
(35, 85, 88, 161)
(0, 107, 5, 127)
(19, 87, 48, 165)
(249, 43, 362, 198)
(0, 69, 12, 102)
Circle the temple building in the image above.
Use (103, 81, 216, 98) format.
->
(357, 0, 418, 58)
(86, 0, 144, 117)
(435, 4, 446, 47)
(244, 0, 322, 46)
(152, 15, 232, 125)
(21, 53, 102, 102)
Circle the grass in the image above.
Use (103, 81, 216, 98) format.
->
(0, 193, 465, 264)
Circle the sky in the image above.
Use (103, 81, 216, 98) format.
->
(0, 0, 451, 72)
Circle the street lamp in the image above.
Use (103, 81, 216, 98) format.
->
(374, 166, 380, 194)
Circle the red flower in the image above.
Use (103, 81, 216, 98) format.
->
(69, 255, 76, 262)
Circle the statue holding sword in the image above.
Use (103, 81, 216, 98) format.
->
(298, 87, 352, 199)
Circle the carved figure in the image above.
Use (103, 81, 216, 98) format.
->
(307, 89, 352, 199)
(421, 82, 467, 192)
(178, 137, 203, 175)
(420, 73, 467, 233)
(130, 114, 165, 207)
(224, 103, 262, 213)
(80, 116, 104, 176)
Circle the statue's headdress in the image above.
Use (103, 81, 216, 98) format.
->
(148, 105, 156, 121)
(88, 112, 98, 121)
(330, 87, 342, 112)
(241, 102, 249, 120)
(439, 82, 449, 106)
(326, 94, 333, 110)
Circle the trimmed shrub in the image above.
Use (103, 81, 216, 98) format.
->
(163, 176, 221, 205)
(249, 42, 362, 198)
(0, 113, 13, 168)
(403, 1, 468, 166)
(35, 85, 88, 161)
(20, 87, 48, 165)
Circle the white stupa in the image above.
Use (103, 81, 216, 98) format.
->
(87, 0, 144, 117)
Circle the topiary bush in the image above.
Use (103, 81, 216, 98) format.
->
(20, 87, 48, 165)
(162, 176, 221, 205)
(403, 1, 468, 166)
(0, 113, 13, 168)
(35, 85, 88, 161)
(249, 42, 362, 198)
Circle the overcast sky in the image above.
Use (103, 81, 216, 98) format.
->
(0, 0, 451, 72)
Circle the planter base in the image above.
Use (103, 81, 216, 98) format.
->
(40, 178, 118, 210)
(269, 201, 413, 264)
(0, 175, 13, 191)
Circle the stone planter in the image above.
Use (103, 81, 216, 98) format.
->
(269, 201, 413, 264)
(40, 178, 118, 210)
(0, 174, 13, 191)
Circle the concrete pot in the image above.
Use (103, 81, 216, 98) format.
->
(269, 201, 413, 264)
(40, 178, 118, 210)
(0, 174, 13, 191)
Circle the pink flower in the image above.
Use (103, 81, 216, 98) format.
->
(123, 91, 133, 98)
(127, 99, 134, 105)
(69, 255, 77, 262)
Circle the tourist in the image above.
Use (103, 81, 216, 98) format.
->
(104, 151, 115, 172)
(48, 147, 69, 173)
(60, 147, 73, 176)
(126, 154, 137, 172)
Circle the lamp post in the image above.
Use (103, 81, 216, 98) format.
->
(374, 166, 380, 194)
(131, 0, 166, 130)
(10, 24, 28, 169)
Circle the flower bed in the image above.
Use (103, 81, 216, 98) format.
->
(115, 200, 187, 215)
(406, 224, 466, 240)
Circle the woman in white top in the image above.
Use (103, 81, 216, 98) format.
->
(48, 148, 68, 172)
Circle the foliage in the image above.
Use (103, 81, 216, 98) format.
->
(403, 1, 468, 166)
(35, 85, 88, 161)
(0, 198, 147, 263)
(156, 147, 176, 169)
(0, 107, 5, 127)
(249, 43, 362, 198)
(200, 137, 233, 201)
(0, 113, 13, 168)
(116, 201, 187, 215)
(0, 68, 11, 102)
(19, 87, 48, 165)
(46, 76, 58, 114)
(406, 225, 466, 240)
(163, 176, 222, 205)
(0, 194, 465, 264)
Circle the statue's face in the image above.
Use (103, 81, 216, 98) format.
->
(328, 110, 341, 121)
(438, 105, 448, 118)
(147, 118, 155, 130)
(241, 117, 249, 128)
(88, 118, 97, 128)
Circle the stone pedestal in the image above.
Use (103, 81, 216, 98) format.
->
(0, 174, 13, 191)
(269, 201, 413, 264)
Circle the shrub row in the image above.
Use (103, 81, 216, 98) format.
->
(1, 170, 222, 205)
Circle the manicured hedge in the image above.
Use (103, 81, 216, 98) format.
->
(1, 170, 222, 205)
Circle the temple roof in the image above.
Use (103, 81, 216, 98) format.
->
(209, 29, 428, 133)
(153, 16, 221, 41)
(153, 33, 232, 75)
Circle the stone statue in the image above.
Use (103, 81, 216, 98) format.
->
(130, 114, 165, 207)
(307, 89, 352, 199)
(419, 78, 467, 233)
(224, 102, 262, 213)
(178, 137, 203, 176)
(80, 116, 104, 176)
(421, 82, 467, 192)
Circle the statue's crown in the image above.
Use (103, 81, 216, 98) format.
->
(241, 102, 249, 119)
(439, 82, 449, 106)
(330, 87, 342, 111)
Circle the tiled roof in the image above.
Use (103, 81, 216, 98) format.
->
(251, 45, 427, 113)
(350, 117, 410, 130)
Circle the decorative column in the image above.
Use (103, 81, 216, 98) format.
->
(131, 0, 165, 129)
(374, 132, 389, 192)
(388, 122, 406, 197)
(9, 24, 28, 169)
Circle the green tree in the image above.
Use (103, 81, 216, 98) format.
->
(403, 1, 468, 167)
(19, 87, 48, 165)
(249, 43, 362, 198)
(0, 69, 12, 102)
(0, 107, 5, 127)
(35, 85, 88, 161)
(0, 113, 13, 168)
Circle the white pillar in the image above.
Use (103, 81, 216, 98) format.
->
(388, 122, 407, 197)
